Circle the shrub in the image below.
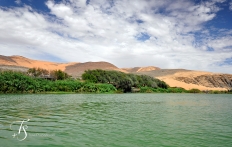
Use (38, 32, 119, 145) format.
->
(0, 71, 116, 94)
(188, 88, 201, 93)
(82, 69, 169, 92)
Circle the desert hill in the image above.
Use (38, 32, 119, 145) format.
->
(0, 55, 77, 71)
(122, 66, 160, 73)
(65, 62, 126, 77)
(0, 55, 232, 91)
(136, 70, 232, 91)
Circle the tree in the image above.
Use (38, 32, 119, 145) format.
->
(51, 70, 70, 80)
(82, 69, 169, 92)
(27, 68, 49, 77)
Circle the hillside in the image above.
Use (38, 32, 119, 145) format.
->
(0, 65, 29, 72)
(0, 55, 232, 91)
(65, 62, 126, 77)
(122, 66, 160, 73)
(0, 55, 77, 71)
(137, 70, 232, 91)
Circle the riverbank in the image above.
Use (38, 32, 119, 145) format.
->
(0, 70, 231, 94)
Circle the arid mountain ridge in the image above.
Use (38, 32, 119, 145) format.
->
(0, 55, 232, 91)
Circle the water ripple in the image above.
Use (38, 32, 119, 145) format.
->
(0, 94, 232, 146)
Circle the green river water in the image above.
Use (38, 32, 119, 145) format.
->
(0, 94, 231, 147)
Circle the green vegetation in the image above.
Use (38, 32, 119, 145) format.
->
(51, 69, 70, 80)
(203, 90, 232, 94)
(27, 67, 70, 80)
(139, 87, 188, 93)
(82, 69, 168, 92)
(228, 89, 232, 94)
(27, 67, 49, 77)
(188, 88, 202, 93)
(0, 70, 115, 94)
(0, 69, 231, 94)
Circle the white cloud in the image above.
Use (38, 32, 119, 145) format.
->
(0, 0, 232, 73)
(207, 36, 232, 51)
(15, 0, 21, 5)
(230, 1, 232, 10)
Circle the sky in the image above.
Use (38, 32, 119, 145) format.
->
(0, 0, 232, 73)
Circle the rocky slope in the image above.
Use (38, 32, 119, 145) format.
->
(139, 70, 232, 90)
(175, 74, 232, 89)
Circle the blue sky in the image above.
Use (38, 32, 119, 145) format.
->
(0, 0, 232, 73)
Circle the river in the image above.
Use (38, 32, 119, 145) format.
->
(0, 94, 231, 146)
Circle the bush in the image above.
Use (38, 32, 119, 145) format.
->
(82, 69, 169, 92)
(0, 71, 116, 94)
(167, 87, 187, 93)
(0, 71, 37, 93)
(188, 88, 201, 93)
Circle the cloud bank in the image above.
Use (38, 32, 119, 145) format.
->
(0, 0, 232, 73)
